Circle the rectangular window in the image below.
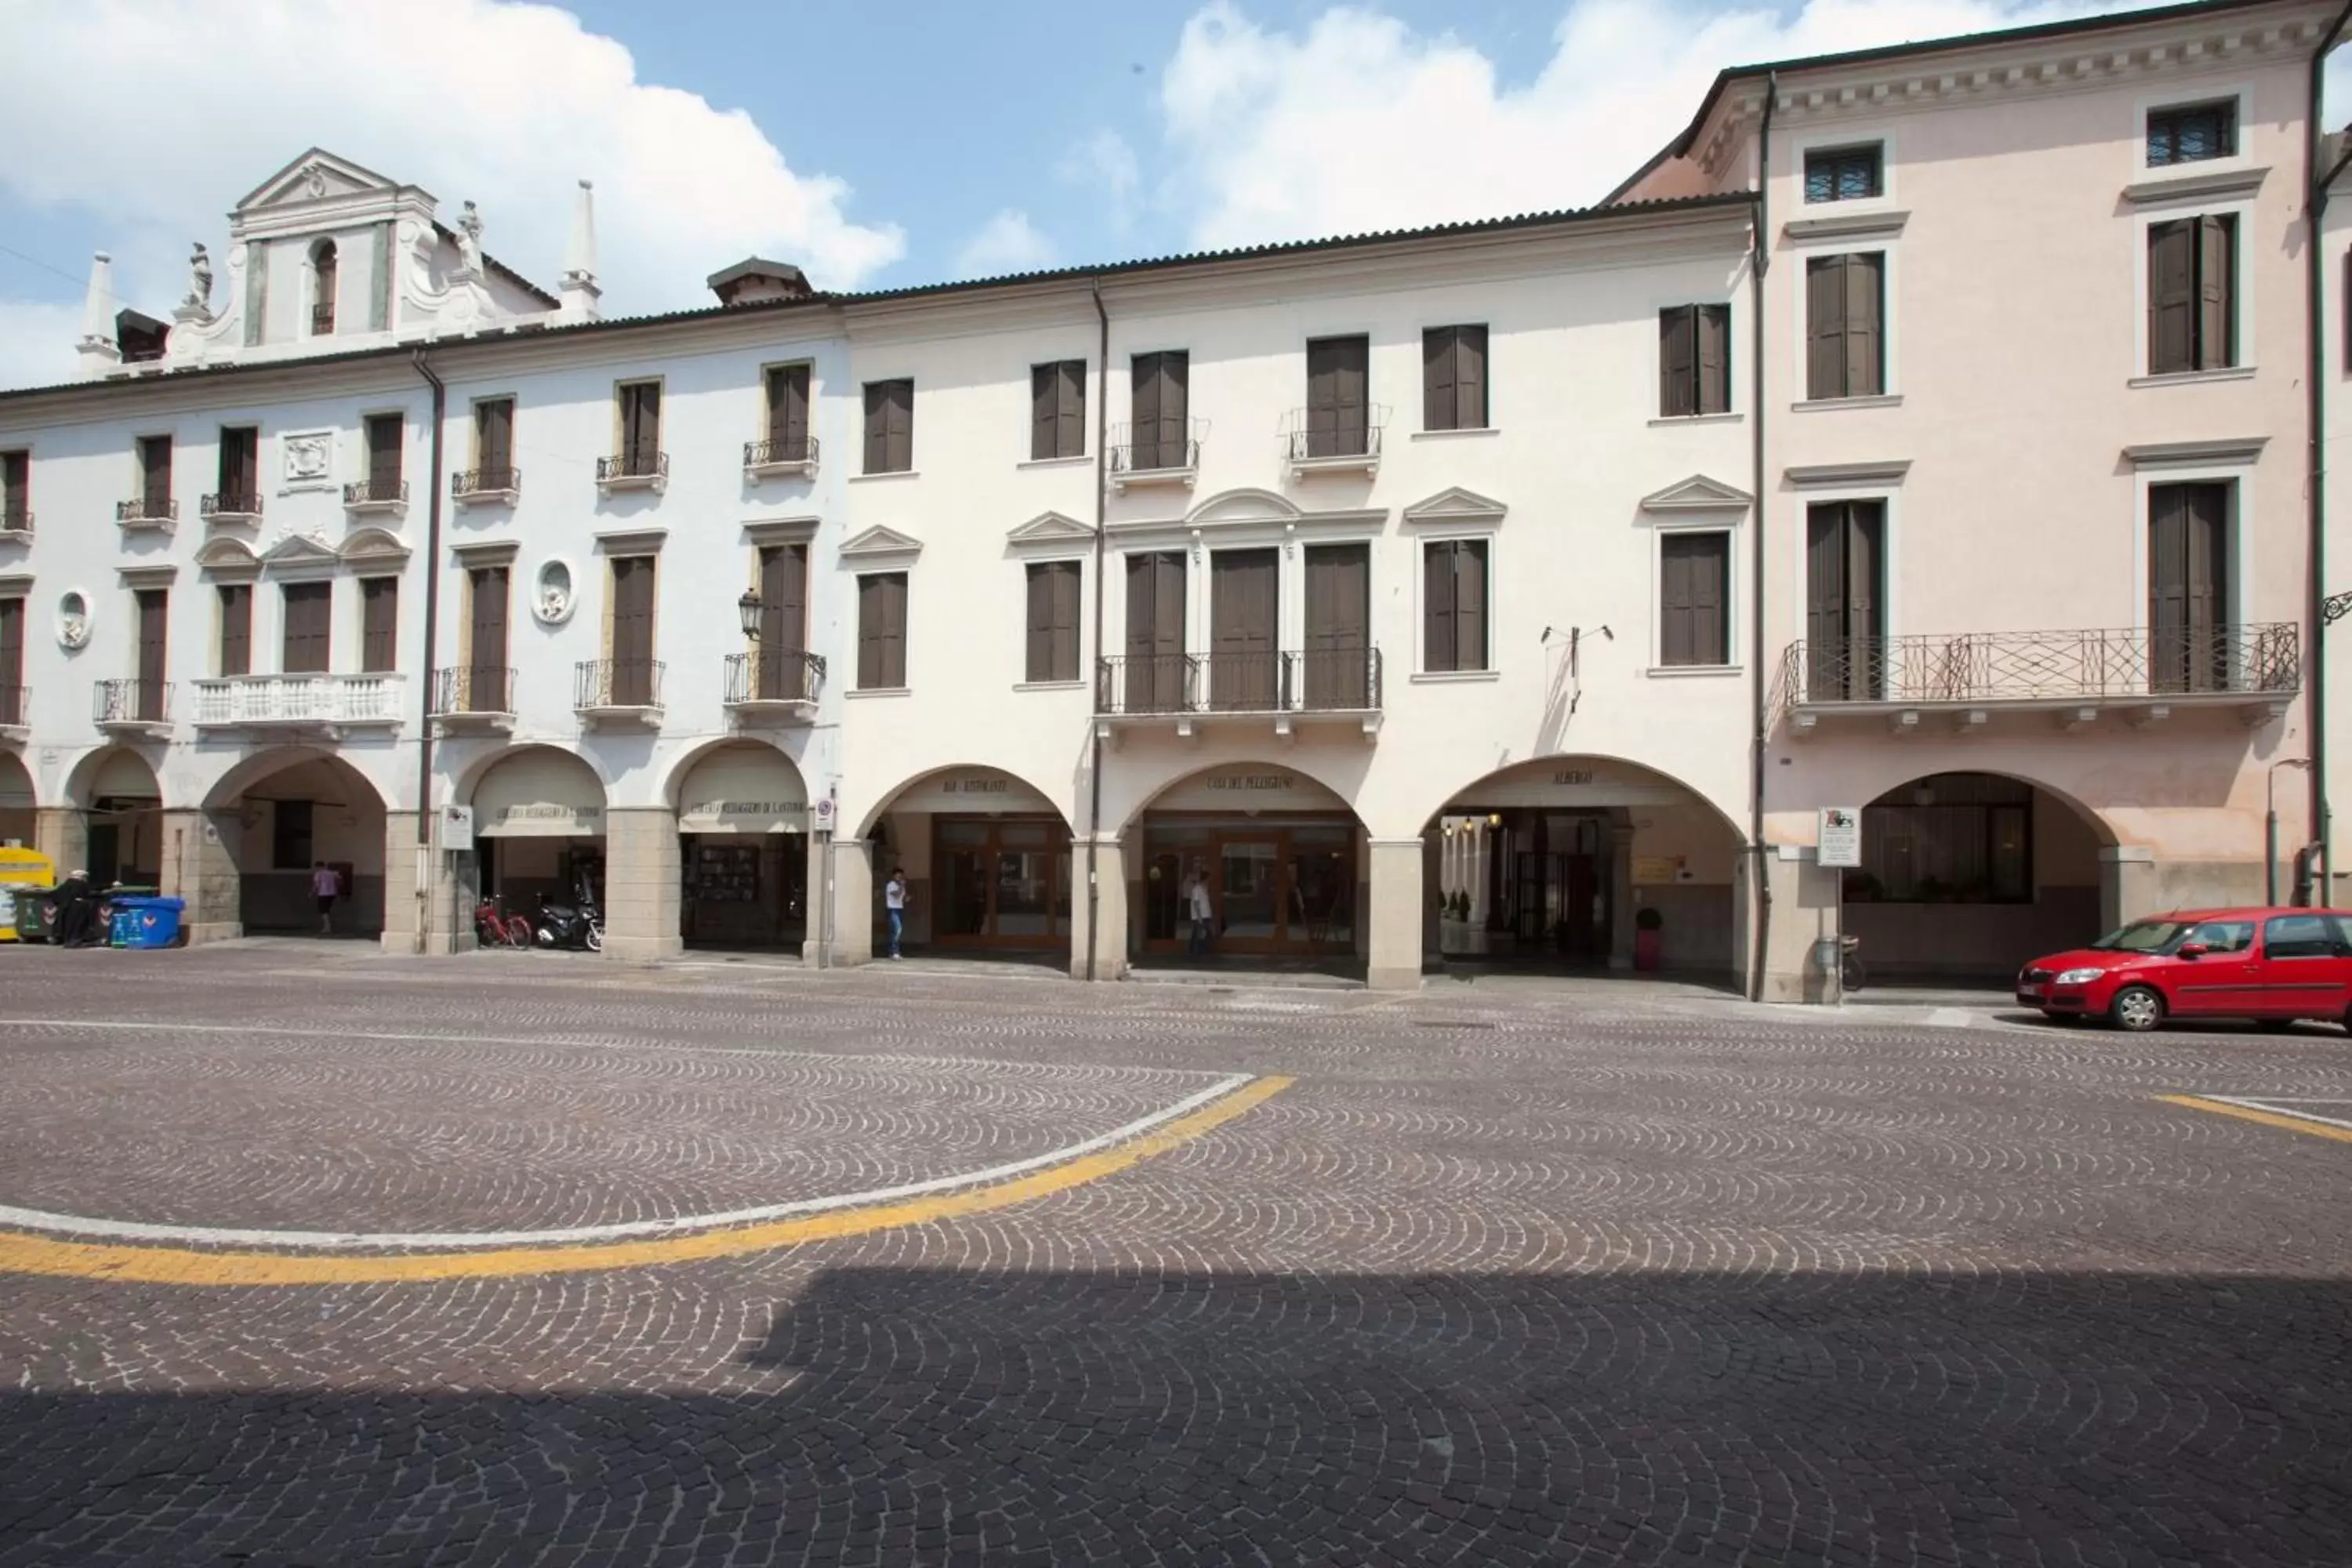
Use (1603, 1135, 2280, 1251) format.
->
(1805, 252, 1885, 400)
(137, 434, 172, 512)
(1421, 325, 1488, 431)
(2147, 100, 2234, 167)
(617, 381, 662, 476)
(608, 555, 657, 706)
(1305, 335, 1371, 458)
(474, 397, 514, 485)
(217, 583, 252, 677)
(2147, 213, 2236, 375)
(466, 565, 510, 712)
(281, 581, 332, 673)
(1803, 144, 1882, 203)
(1422, 539, 1489, 673)
(862, 379, 913, 474)
(1031, 360, 1087, 460)
(360, 577, 398, 673)
(1658, 305, 1732, 417)
(1129, 351, 1189, 470)
(857, 572, 909, 689)
(1805, 500, 1886, 700)
(365, 413, 403, 499)
(1848, 773, 2032, 905)
(2149, 480, 2231, 692)
(216, 426, 259, 508)
(763, 365, 811, 461)
(1, 450, 24, 529)
(1659, 532, 1730, 667)
(136, 589, 168, 721)
(272, 798, 314, 872)
(1024, 560, 1082, 683)
(0, 597, 22, 725)
(1123, 550, 1187, 713)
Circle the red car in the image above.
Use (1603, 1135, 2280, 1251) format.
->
(2018, 908, 2352, 1033)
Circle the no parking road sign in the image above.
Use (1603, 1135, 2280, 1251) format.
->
(1817, 807, 1862, 869)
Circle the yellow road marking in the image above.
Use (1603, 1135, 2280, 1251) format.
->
(0, 1075, 1293, 1287)
(2159, 1094, 2352, 1146)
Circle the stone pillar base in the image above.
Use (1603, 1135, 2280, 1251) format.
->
(604, 807, 682, 963)
(830, 835, 875, 967)
(157, 808, 241, 945)
(1757, 851, 1843, 1004)
(381, 811, 476, 956)
(34, 808, 86, 880)
(1070, 837, 1128, 981)
(1367, 838, 1426, 993)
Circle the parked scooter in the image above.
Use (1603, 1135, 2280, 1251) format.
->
(534, 880, 604, 953)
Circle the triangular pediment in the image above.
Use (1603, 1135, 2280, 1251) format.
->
(259, 532, 339, 570)
(1402, 486, 1508, 524)
(1007, 510, 1094, 544)
(1185, 488, 1301, 529)
(236, 148, 401, 213)
(1639, 474, 1753, 512)
(340, 526, 411, 564)
(838, 524, 923, 559)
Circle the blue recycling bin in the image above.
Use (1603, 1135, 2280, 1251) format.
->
(107, 895, 186, 950)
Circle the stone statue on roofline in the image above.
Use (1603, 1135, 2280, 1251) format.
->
(456, 201, 485, 278)
(183, 244, 212, 313)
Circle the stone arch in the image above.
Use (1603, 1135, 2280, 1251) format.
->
(1414, 752, 1745, 842)
(1112, 755, 1367, 837)
(1829, 760, 2121, 849)
(448, 740, 612, 804)
(201, 745, 394, 814)
(203, 749, 394, 937)
(63, 745, 162, 810)
(658, 735, 810, 821)
(0, 750, 35, 849)
(853, 760, 1068, 840)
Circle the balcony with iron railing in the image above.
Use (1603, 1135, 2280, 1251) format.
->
(1777, 623, 2300, 736)
(451, 466, 521, 506)
(0, 684, 26, 740)
(430, 665, 518, 734)
(93, 678, 171, 735)
(0, 503, 29, 539)
(200, 488, 263, 525)
(1095, 648, 1383, 739)
(1281, 405, 1387, 479)
(596, 452, 670, 495)
(724, 649, 824, 721)
(743, 434, 818, 479)
(192, 673, 405, 735)
(116, 495, 176, 530)
(1107, 420, 1204, 492)
(343, 477, 408, 515)
(575, 658, 663, 726)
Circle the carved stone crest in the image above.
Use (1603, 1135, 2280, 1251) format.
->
(281, 432, 332, 487)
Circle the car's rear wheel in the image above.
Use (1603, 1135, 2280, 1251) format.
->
(2109, 985, 2165, 1033)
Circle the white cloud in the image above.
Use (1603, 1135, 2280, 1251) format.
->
(956, 209, 1058, 278)
(1061, 128, 1143, 209)
(0, 0, 906, 386)
(1159, 0, 2143, 249)
(0, 299, 83, 394)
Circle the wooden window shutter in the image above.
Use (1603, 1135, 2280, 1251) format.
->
(760, 544, 807, 651)
(1058, 361, 1085, 459)
(1695, 533, 1727, 664)
(1031, 365, 1058, 462)
(1, 450, 24, 514)
(781, 366, 809, 456)
(218, 585, 252, 677)
(136, 590, 168, 717)
(281, 581, 331, 674)
(887, 380, 913, 472)
(1697, 306, 1730, 415)
(1424, 328, 1457, 432)
(1306, 338, 1338, 453)
(1845, 254, 1883, 397)
(478, 399, 514, 475)
(1025, 562, 1054, 681)
(1806, 258, 1845, 399)
(1661, 534, 1695, 666)
(2148, 220, 2195, 376)
(1456, 540, 1487, 671)
(361, 577, 397, 673)
(1423, 541, 1455, 672)
(1805, 504, 1846, 696)
(1130, 355, 1161, 468)
(0, 599, 18, 719)
(1660, 308, 1697, 417)
(1334, 336, 1368, 449)
(368, 414, 402, 492)
(884, 572, 907, 687)
(864, 383, 889, 473)
(1457, 325, 1487, 430)
(1158, 354, 1188, 459)
(858, 572, 907, 688)
(1847, 503, 1882, 644)
(1053, 558, 1080, 681)
(621, 383, 660, 470)
(141, 435, 172, 507)
(2197, 214, 2235, 371)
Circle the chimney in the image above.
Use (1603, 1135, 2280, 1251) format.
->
(76, 252, 121, 377)
(706, 257, 813, 307)
(561, 179, 601, 321)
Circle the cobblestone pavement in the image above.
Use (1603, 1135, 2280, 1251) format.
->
(1, 944, 2349, 1565)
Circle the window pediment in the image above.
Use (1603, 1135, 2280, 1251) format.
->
(1402, 487, 1508, 526)
(1007, 510, 1094, 545)
(839, 524, 923, 560)
(1640, 474, 1753, 514)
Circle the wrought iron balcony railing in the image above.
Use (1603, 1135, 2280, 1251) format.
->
(0, 504, 29, 536)
(200, 489, 263, 521)
(0, 684, 24, 728)
(575, 657, 663, 712)
(1096, 648, 1383, 717)
(451, 466, 520, 501)
(724, 648, 825, 706)
(192, 673, 404, 728)
(343, 477, 408, 507)
(432, 665, 517, 716)
(93, 678, 170, 726)
(1108, 420, 1204, 481)
(116, 496, 177, 526)
(743, 434, 818, 470)
(1281, 406, 1388, 466)
(596, 452, 670, 487)
(1779, 624, 2301, 711)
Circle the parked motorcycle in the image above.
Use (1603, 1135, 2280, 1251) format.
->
(534, 881, 604, 953)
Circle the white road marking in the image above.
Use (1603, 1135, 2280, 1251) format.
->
(0, 1072, 1258, 1250)
(2206, 1096, 2352, 1134)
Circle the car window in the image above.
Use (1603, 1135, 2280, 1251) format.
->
(2261, 914, 2343, 960)
(2093, 920, 2191, 953)
(2184, 920, 2255, 953)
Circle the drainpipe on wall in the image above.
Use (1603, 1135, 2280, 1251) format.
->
(1086, 280, 1110, 982)
(1746, 74, 1777, 1001)
(2306, 7, 2352, 899)
(409, 350, 448, 955)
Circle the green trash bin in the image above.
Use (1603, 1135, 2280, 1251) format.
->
(11, 887, 56, 943)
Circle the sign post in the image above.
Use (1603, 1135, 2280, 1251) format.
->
(1817, 808, 1861, 1000)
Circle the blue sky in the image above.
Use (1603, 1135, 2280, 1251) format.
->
(0, 0, 2290, 387)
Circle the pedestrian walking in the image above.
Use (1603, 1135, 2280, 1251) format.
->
(310, 860, 340, 935)
(1187, 865, 1214, 957)
(884, 866, 908, 960)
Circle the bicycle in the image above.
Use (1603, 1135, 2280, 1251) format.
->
(474, 895, 532, 949)
(1838, 934, 1867, 994)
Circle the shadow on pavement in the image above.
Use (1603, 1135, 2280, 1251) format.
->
(2, 1265, 2346, 1564)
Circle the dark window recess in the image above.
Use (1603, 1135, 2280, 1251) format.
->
(1302, 542, 1371, 708)
(857, 572, 909, 689)
(1, 450, 25, 528)
(216, 427, 259, 506)
(1659, 531, 1730, 667)
(1025, 560, 1082, 683)
(474, 398, 514, 483)
(1305, 335, 1370, 458)
(1805, 252, 1884, 400)
(467, 566, 510, 712)
(2147, 213, 2236, 375)
(281, 581, 332, 674)
(360, 577, 398, 673)
(365, 414, 403, 498)
(1805, 499, 1885, 699)
(2148, 481, 2230, 692)
(1422, 325, 1488, 431)
(217, 584, 252, 677)
(136, 590, 168, 721)
(1803, 144, 1882, 203)
(0, 597, 22, 724)
(1031, 360, 1087, 461)
(138, 435, 172, 511)
(1130, 351, 1189, 470)
(862, 379, 914, 474)
(1845, 772, 2032, 906)
(619, 382, 662, 475)
(273, 798, 315, 871)
(2147, 100, 2235, 167)
(764, 365, 811, 459)
(609, 556, 657, 706)
(1423, 539, 1488, 673)
(1123, 550, 1187, 711)
(310, 241, 337, 335)
(1659, 305, 1732, 417)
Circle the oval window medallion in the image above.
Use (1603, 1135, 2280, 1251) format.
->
(533, 559, 575, 625)
(57, 590, 91, 650)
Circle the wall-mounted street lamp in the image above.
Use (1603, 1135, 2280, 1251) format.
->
(737, 589, 763, 641)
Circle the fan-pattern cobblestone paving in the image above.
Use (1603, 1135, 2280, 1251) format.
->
(0, 945, 2347, 1566)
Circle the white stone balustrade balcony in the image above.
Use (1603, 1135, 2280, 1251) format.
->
(191, 673, 406, 737)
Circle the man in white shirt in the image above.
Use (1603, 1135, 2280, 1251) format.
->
(1186, 866, 1214, 958)
(884, 866, 908, 960)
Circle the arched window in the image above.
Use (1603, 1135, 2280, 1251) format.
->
(310, 239, 337, 336)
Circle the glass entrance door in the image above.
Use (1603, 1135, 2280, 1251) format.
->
(1218, 840, 1282, 941)
(935, 817, 1070, 949)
